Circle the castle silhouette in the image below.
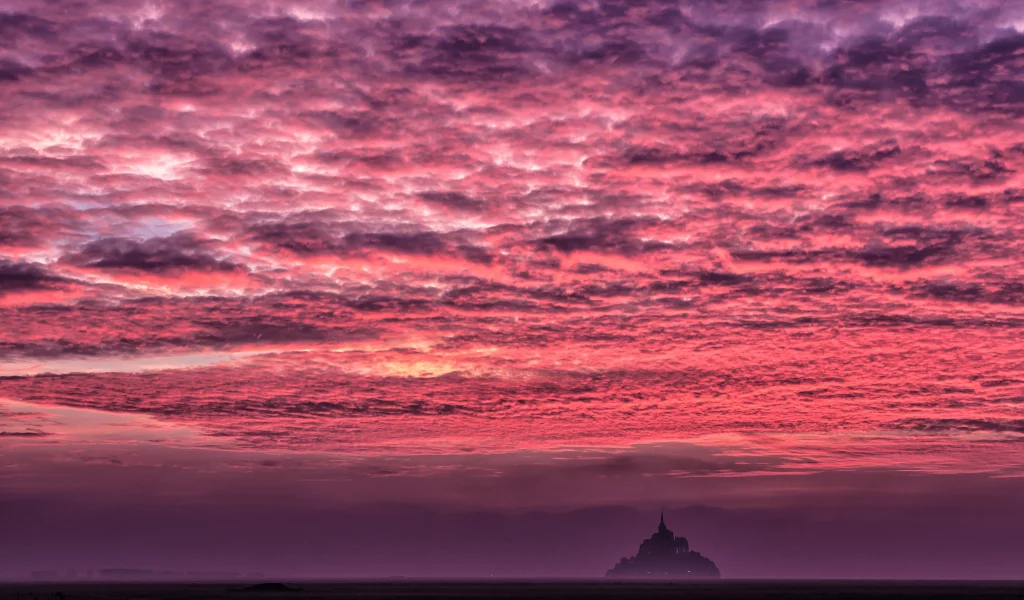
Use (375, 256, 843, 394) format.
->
(605, 511, 721, 579)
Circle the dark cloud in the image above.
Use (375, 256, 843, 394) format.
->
(890, 419, 1024, 435)
(914, 279, 1024, 306)
(418, 191, 485, 212)
(0, 260, 68, 292)
(0, 59, 32, 82)
(856, 243, 954, 267)
(934, 158, 1014, 183)
(244, 222, 450, 257)
(698, 271, 751, 286)
(535, 218, 670, 255)
(400, 24, 539, 80)
(808, 141, 902, 172)
(0, 13, 57, 46)
(63, 234, 244, 274)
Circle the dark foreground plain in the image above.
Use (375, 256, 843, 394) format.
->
(3, 581, 1024, 600)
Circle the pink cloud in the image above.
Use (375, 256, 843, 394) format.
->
(0, 0, 1022, 515)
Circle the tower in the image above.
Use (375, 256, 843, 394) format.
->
(656, 508, 672, 539)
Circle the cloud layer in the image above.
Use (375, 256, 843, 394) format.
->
(1, 0, 1023, 485)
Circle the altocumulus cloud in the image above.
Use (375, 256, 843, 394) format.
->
(0, 0, 1022, 478)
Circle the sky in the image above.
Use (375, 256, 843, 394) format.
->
(1, 0, 1024, 580)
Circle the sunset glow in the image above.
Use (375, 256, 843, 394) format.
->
(2, 0, 1024, 580)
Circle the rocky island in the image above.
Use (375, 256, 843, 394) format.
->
(606, 512, 721, 579)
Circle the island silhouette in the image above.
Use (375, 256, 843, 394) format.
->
(606, 512, 721, 579)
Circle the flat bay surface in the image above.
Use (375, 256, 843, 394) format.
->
(2, 581, 1024, 600)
